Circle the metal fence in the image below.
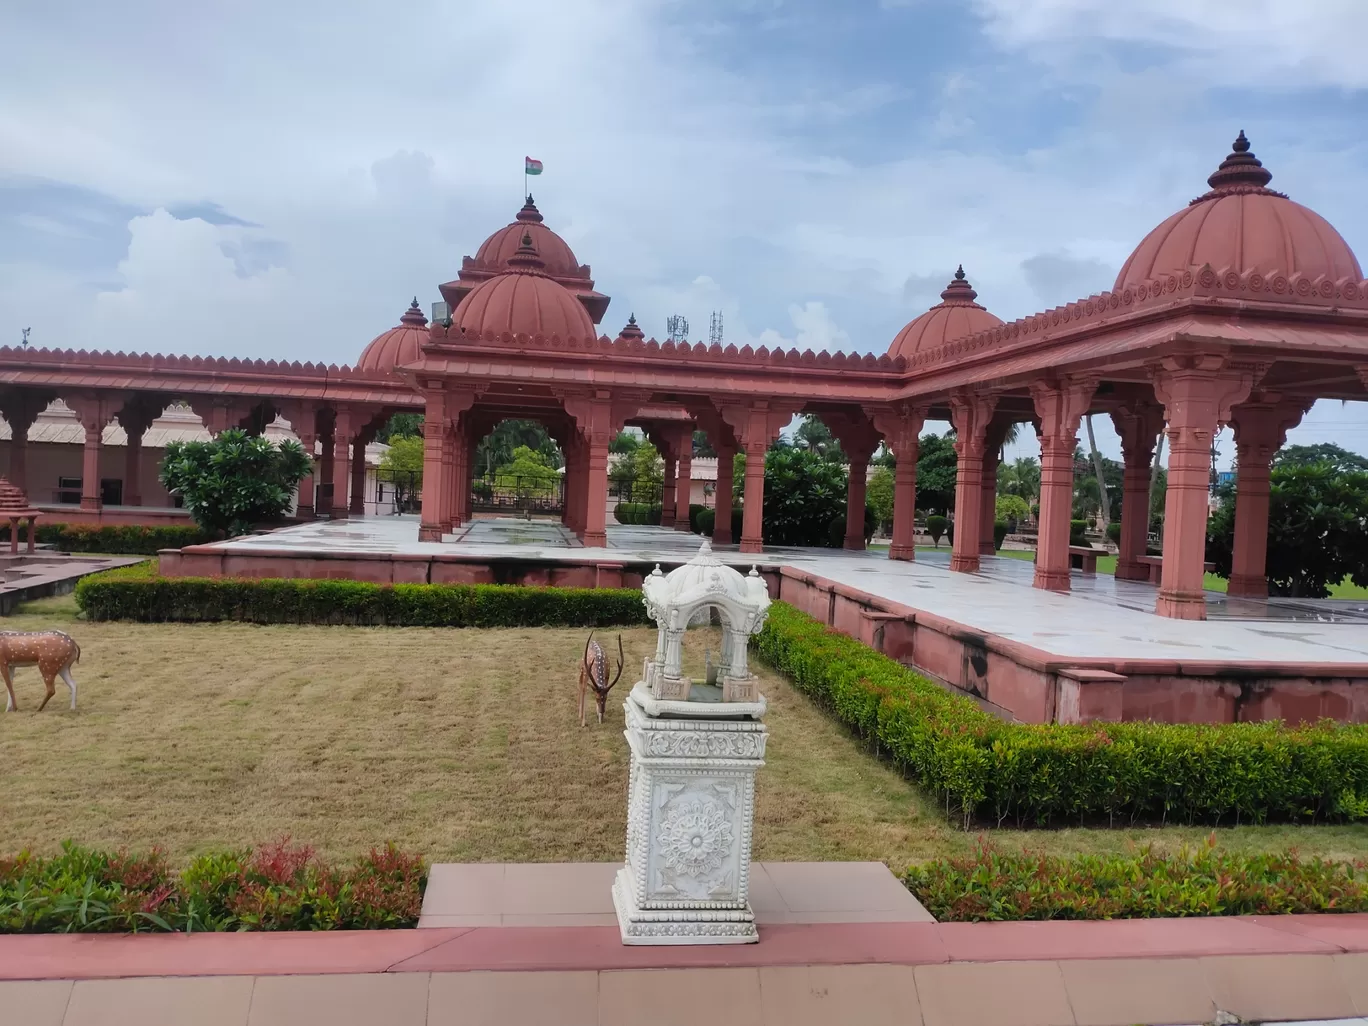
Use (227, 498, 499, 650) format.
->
(471, 475, 565, 515)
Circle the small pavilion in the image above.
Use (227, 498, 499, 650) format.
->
(2, 133, 1366, 621)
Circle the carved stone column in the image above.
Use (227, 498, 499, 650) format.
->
(1151, 353, 1259, 619)
(948, 391, 1000, 573)
(1030, 376, 1097, 592)
(869, 404, 926, 562)
(713, 445, 735, 545)
(844, 453, 870, 550)
(1109, 400, 1166, 581)
(418, 389, 448, 540)
(349, 427, 372, 516)
(65, 394, 121, 512)
(719, 401, 794, 556)
(661, 452, 677, 524)
(978, 417, 1014, 555)
(673, 427, 693, 531)
(1227, 395, 1311, 597)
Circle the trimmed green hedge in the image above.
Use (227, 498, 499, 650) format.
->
(906, 838, 1368, 921)
(2, 840, 424, 933)
(613, 502, 663, 525)
(74, 565, 652, 627)
(0, 522, 213, 554)
(754, 603, 1368, 828)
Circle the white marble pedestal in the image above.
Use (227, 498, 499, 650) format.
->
(612, 681, 768, 945)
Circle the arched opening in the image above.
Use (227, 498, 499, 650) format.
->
(469, 417, 565, 519)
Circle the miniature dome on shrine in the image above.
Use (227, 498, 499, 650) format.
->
(640, 540, 771, 707)
(887, 266, 1003, 361)
(355, 298, 429, 373)
(1115, 132, 1362, 290)
(616, 314, 645, 342)
(438, 195, 612, 324)
(448, 233, 598, 341)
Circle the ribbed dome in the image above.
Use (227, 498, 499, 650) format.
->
(1116, 132, 1362, 290)
(355, 298, 429, 373)
(888, 267, 1003, 361)
(471, 196, 582, 280)
(450, 232, 596, 341)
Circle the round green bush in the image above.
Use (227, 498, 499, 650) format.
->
(993, 520, 1009, 551)
(926, 515, 949, 546)
(1106, 521, 1122, 545)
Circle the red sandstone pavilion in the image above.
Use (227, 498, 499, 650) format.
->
(3, 134, 1367, 624)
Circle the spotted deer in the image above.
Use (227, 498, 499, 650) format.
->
(1, 630, 80, 712)
(578, 631, 624, 726)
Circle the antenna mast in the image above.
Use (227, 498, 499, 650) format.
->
(708, 311, 724, 346)
(666, 315, 689, 344)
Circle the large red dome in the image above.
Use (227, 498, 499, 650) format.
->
(450, 233, 596, 341)
(888, 267, 1003, 361)
(1116, 132, 1362, 290)
(355, 299, 428, 373)
(439, 196, 611, 324)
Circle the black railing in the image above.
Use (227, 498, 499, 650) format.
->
(471, 475, 564, 515)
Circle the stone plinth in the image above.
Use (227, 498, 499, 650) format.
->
(613, 681, 767, 945)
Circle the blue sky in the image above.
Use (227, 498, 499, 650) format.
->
(2, 0, 1365, 464)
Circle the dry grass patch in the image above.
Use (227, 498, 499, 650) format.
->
(2, 594, 1364, 866)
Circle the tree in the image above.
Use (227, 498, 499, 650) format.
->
(692, 430, 716, 458)
(160, 429, 311, 538)
(493, 445, 559, 499)
(866, 465, 895, 532)
(757, 446, 849, 546)
(915, 433, 958, 515)
(997, 456, 1040, 502)
(1084, 414, 1111, 528)
(1207, 461, 1368, 597)
(379, 435, 423, 474)
(610, 442, 664, 503)
(792, 415, 843, 461)
(1273, 443, 1368, 474)
(995, 494, 1030, 526)
(609, 430, 641, 455)
(375, 412, 423, 443)
(476, 420, 561, 476)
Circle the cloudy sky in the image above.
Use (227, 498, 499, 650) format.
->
(2, 0, 1365, 464)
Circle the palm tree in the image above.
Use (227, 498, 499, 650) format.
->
(997, 456, 1040, 502)
(1084, 414, 1111, 528)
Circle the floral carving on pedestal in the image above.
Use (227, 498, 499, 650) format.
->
(657, 795, 734, 878)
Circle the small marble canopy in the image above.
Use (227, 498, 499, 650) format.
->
(641, 540, 770, 692)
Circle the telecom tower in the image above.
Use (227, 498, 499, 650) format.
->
(709, 311, 724, 346)
(666, 315, 689, 344)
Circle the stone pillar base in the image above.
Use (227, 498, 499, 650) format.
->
(583, 530, 607, 547)
(1156, 591, 1207, 620)
(978, 540, 995, 555)
(843, 536, 865, 551)
(739, 538, 762, 554)
(612, 868, 757, 945)
(888, 544, 914, 561)
(418, 524, 442, 541)
(1227, 573, 1268, 598)
(949, 553, 980, 573)
(1033, 567, 1071, 592)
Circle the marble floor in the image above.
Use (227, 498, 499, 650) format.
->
(211, 516, 1368, 665)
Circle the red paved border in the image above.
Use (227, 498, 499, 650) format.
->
(2, 915, 1365, 981)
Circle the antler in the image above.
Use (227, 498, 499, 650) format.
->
(610, 633, 625, 687)
(583, 631, 595, 673)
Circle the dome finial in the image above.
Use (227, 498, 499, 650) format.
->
(516, 195, 544, 224)
(1205, 130, 1274, 193)
(940, 265, 979, 305)
(399, 297, 428, 327)
(506, 230, 547, 272)
(618, 312, 645, 341)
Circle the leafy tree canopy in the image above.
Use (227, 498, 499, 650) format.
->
(159, 429, 312, 537)
(1207, 460, 1368, 597)
(1273, 443, 1368, 474)
(379, 435, 423, 474)
(476, 420, 561, 476)
(610, 442, 664, 503)
(757, 446, 850, 546)
(692, 429, 717, 458)
(609, 430, 641, 455)
(493, 445, 560, 497)
(997, 456, 1040, 501)
(792, 415, 844, 461)
(867, 465, 895, 529)
(375, 412, 423, 443)
(915, 433, 958, 515)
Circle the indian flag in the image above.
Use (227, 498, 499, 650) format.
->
(525, 156, 543, 175)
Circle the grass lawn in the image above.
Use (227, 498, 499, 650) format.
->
(1, 595, 1364, 866)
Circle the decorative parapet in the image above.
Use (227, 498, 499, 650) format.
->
(911, 263, 1368, 371)
(0, 346, 407, 382)
(422, 323, 908, 373)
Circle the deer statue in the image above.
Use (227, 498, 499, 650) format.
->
(578, 631, 625, 726)
(1, 630, 80, 712)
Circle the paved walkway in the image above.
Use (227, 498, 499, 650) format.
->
(3, 914, 1366, 1025)
(212, 517, 1368, 666)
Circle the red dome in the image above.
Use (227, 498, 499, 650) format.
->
(888, 267, 1002, 360)
(356, 298, 428, 373)
(472, 196, 583, 279)
(450, 233, 596, 341)
(439, 195, 612, 324)
(1116, 132, 1362, 290)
